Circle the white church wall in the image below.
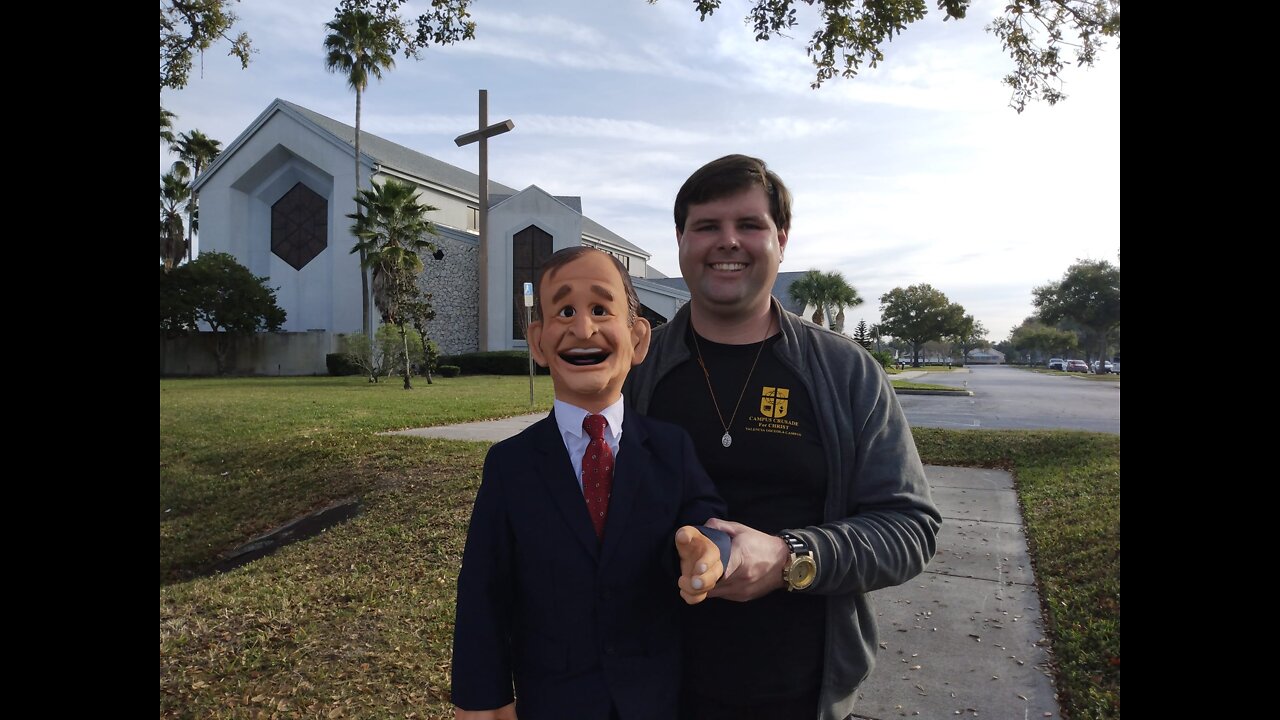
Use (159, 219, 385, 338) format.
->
(201, 110, 367, 335)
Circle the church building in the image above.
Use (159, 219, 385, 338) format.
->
(181, 99, 689, 375)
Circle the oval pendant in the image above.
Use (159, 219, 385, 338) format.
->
(721, 432, 732, 448)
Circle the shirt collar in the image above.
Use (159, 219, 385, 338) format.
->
(554, 395, 625, 441)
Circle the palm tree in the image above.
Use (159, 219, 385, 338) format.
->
(788, 270, 831, 326)
(348, 179, 444, 389)
(160, 105, 177, 144)
(788, 270, 863, 331)
(170, 130, 222, 262)
(160, 165, 192, 271)
(824, 271, 863, 334)
(325, 7, 398, 343)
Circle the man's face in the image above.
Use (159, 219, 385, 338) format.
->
(528, 252, 651, 412)
(677, 185, 787, 319)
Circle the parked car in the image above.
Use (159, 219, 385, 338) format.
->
(1065, 359, 1089, 373)
(1090, 360, 1114, 373)
(1047, 358, 1065, 370)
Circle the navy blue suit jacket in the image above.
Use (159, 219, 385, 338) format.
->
(451, 409, 726, 720)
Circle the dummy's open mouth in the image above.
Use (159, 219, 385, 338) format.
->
(559, 348, 610, 366)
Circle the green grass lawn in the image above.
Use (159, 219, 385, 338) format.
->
(160, 376, 554, 584)
(160, 377, 1119, 719)
(890, 380, 966, 392)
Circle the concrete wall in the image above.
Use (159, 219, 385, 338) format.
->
(160, 331, 336, 376)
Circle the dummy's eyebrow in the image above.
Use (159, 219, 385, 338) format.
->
(549, 284, 615, 304)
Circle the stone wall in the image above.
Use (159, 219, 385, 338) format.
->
(416, 234, 478, 355)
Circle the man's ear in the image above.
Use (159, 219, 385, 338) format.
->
(629, 317, 652, 366)
(528, 320, 550, 368)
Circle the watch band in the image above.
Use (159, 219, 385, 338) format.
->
(780, 532, 810, 555)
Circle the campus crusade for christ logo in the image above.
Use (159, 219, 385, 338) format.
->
(760, 387, 789, 418)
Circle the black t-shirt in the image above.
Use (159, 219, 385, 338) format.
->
(647, 328, 828, 703)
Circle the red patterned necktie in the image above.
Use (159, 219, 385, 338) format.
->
(581, 414, 614, 540)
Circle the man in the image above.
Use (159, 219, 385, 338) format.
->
(452, 247, 729, 720)
(625, 154, 941, 720)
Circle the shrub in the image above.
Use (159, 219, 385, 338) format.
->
(337, 327, 426, 381)
(326, 353, 364, 376)
(871, 350, 895, 369)
(439, 350, 548, 376)
(438, 365, 461, 378)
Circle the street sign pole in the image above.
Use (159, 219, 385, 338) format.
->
(524, 282, 534, 408)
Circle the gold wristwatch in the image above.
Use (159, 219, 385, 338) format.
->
(780, 532, 817, 592)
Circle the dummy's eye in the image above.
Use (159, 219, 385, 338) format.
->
(591, 305, 608, 317)
(557, 306, 576, 318)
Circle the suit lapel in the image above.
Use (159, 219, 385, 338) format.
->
(600, 412, 648, 568)
(532, 413, 600, 561)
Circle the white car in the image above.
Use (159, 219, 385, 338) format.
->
(1047, 358, 1065, 371)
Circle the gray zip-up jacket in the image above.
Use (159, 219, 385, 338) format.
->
(625, 300, 941, 720)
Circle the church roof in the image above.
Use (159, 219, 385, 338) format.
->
(200, 99, 647, 258)
(281, 100, 519, 198)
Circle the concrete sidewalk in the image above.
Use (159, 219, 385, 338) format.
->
(390, 420, 1062, 718)
(853, 466, 1059, 719)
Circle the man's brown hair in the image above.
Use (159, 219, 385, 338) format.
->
(532, 246, 640, 324)
(673, 154, 792, 232)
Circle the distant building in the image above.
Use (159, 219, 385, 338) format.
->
(967, 348, 1006, 365)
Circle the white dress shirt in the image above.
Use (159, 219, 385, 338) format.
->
(553, 395, 624, 491)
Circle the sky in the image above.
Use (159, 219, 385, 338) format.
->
(160, 0, 1120, 343)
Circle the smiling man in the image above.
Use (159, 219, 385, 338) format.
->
(625, 154, 942, 720)
(452, 247, 731, 720)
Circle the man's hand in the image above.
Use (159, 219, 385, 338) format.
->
(702, 518, 788, 601)
(455, 702, 517, 720)
(675, 526, 724, 605)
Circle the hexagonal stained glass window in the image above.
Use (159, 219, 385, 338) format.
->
(272, 183, 328, 270)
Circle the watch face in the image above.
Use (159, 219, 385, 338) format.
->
(789, 556, 817, 590)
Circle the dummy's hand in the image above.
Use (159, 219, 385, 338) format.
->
(455, 702, 517, 720)
(703, 518, 788, 602)
(675, 526, 724, 605)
